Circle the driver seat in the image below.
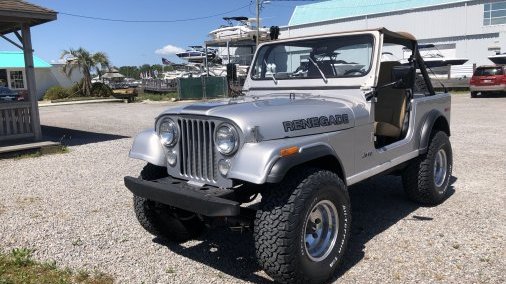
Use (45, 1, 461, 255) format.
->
(374, 61, 407, 138)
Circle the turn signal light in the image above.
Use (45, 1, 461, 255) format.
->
(280, 146, 299, 157)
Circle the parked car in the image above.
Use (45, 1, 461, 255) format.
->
(470, 65, 506, 98)
(0, 87, 23, 102)
(124, 28, 453, 283)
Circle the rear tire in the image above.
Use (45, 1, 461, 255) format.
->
(402, 131, 453, 205)
(254, 168, 351, 283)
(133, 163, 205, 242)
(470, 91, 477, 98)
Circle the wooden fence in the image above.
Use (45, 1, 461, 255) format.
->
(0, 102, 34, 142)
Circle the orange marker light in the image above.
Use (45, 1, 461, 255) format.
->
(280, 146, 299, 157)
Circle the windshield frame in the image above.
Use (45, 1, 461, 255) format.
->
(250, 34, 376, 82)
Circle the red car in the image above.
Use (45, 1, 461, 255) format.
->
(469, 65, 506, 98)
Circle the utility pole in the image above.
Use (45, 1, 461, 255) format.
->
(256, 0, 260, 47)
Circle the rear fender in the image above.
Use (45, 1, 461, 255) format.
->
(419, 110, 450, 154)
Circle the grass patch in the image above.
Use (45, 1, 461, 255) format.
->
(13, 151, 43, 160)
(48, 97, 111, 103)
(0, 248, 114, 284)
(137, 92, 177, 102)
(1, 145, 69, 160)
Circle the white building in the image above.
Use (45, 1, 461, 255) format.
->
(281, 0, 506, 77)
(0, 51, 83, 99)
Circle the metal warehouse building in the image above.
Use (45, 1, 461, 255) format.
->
(281, 0, 506, 76)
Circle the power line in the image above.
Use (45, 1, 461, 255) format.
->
(269, 0, 415, 9)
(58, 3, 252, 23)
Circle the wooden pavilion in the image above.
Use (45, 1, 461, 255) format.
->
(0, 0, 56, 143)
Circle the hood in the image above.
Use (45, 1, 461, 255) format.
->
(160, 95, 356, 141)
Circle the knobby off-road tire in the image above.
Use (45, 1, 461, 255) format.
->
(133, 163, 204, 242)
(254, 168, 351, 284)
(402, 131, 453, 205)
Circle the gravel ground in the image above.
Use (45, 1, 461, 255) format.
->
(0, 95, 504, 283)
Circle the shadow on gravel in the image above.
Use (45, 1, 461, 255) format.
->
(332, 175, 456, 281)
(42, 125, 129, 146)
(473, 92, 506, 98)
(154, 231, 273, 283)
(156, 175, 456, 283)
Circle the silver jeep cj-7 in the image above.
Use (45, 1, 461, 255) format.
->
(124, 28, 452, 283)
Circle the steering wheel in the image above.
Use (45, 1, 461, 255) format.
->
(343, 69, 366, 76)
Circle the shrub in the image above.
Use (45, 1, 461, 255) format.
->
(43, 86, 70, 100)
(68, 80, 84, 97)
(91, 82, 113, 97)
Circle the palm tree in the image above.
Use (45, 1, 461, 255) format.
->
(60, 47, 110, 96)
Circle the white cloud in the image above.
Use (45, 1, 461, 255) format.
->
(155, 44, 185, 55)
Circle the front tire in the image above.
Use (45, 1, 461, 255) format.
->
(254, 168, 351, 284)
(470, 91, 477, 98)
(133, 164, 205, 242)
(402, 131, 453, 205)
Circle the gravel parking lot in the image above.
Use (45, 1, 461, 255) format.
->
(1, 95, 504, 283)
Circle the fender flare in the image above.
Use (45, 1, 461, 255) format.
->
(419, 109, 449, 154)
(265, 144, 346, 184)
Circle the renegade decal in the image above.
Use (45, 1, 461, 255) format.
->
(282, 114, 349, 132)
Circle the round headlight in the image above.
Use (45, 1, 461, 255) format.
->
(214, 123, 239, 155)
(158, 118, 178, 147)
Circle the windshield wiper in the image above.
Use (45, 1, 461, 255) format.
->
(308, 56, 328, 83)
(264, 59, 278, 84)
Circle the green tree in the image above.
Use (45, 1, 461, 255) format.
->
(139, 64, 151, 74)
(118, 66, 140, 79)
(60, 47, 110, 96)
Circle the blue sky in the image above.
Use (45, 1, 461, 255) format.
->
(0, 0, 311, 67)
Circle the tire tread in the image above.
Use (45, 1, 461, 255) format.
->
(254, 168, 348, 283)
(403, 131, 452, 205)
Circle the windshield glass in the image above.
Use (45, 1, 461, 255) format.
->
(251, 34, 374, 81)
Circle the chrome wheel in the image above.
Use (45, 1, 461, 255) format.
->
(303, 200, 339, 262)
(434, 149, 448, 187)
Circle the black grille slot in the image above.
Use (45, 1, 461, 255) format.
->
(178, 118, 215, 182)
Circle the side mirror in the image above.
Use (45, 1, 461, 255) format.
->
(392, 65, 415, 89)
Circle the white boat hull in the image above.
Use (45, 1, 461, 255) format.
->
(423, 57, 468, 68)
(488, 54, 506, 65)
(209, 26, 269, 40)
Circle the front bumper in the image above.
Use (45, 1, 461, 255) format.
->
(470, 84, 506, 92)
(124, 176, 240, 217)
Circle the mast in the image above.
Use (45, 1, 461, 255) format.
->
(256, 0, 260, 47)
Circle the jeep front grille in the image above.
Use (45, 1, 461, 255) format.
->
(178, 118, 216, 183)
